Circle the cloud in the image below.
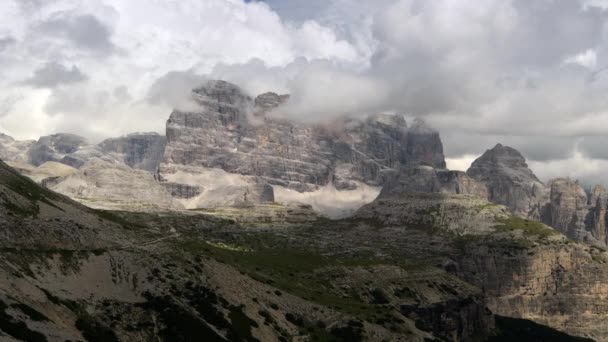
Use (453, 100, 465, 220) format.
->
(445, 155, 479, 172)
(564, 49, 597, 69)
(146, 71, 207, 110)
(34, 13, 116, 54)
(1, 0, 608, 187)
(24, 62, 87, 88)
(529, 151, 608, 187)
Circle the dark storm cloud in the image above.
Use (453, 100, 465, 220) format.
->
(441, 133, 578, 162)
(505, 0, 605, 67)
(35, 13, 116, 54)
(24, 62, 87, 88)
(578, 137, 608, 159)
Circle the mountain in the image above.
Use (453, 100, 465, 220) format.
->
(466, 143, 548, 220)
(467, 144, 608, 246)
(157, 80, 445, 215)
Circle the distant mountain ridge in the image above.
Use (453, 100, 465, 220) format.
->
(0, 80, 606, 238)
(0, 80, 447, 216)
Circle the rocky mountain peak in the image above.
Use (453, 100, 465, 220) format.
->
(406, 118, 446, 169)
(192, 79, 251, 109)
(410, 117, 436, 133)
(469, 144, 538, 181)
(467, 144, 546, 219)
(254, 92, 290, 113)
(365, 113, 408, 129)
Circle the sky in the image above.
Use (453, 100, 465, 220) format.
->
(2, 0, 608, 186)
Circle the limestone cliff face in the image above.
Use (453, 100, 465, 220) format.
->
(590, 185, 607, 243)
(544, 179, 590, 240)
(98, 132, 167, 172)
(159, 80, 446, 196)
(542, 180, 608, 246)
(357, 190, 608, 340)
(467, 144, 547, 219)
(457, 243, 608, 340)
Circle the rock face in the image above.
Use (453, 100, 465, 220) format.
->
(46, 158, 181, 211)
(467, 144, 547, 219)
(543, 179, 589, 240)
(99, 132, 167, 172)
(590, 185, 608, 243)
(27, 133, 89, 166)
(381, 165, 488, 199)
(356, 190, 608, 340)
(159, 80, 446, 199)
(457, 240, 608, 340)
(542, 179, 608, 246)
(466, 144, 608, 246)
(253, 92, 290, 115)
(0, 133, 34, 163)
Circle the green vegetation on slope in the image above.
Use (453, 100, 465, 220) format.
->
(176, 237, 393, 322)
(0, 160, 65, 217)
(495, 217, 557, 239)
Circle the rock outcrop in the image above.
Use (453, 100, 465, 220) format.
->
(99, 132, 167, 172)
(467, 144, 547, 220)
(380, 165, 488, 199)
(543, 179, 589, 240)
(457, 238, 608, 340)
(541, 179, 608, 246)
(46, 158, 181, 211)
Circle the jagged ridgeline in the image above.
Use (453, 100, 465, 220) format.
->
(0, 80, 447, 217)
(0, 80, 607, 341)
